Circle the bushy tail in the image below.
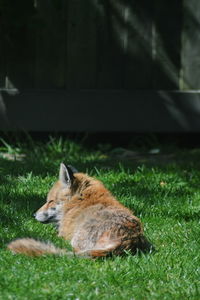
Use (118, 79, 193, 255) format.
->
(7, 238, 70, 257)
(7, 238, 118, 258)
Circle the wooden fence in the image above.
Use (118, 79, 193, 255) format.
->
(0, 0, 200, 131)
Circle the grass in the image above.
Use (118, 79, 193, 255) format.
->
(0, 136, 200, 300)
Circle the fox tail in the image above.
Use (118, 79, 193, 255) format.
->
(7, 238, 119, 258)
(7, 238, 71, 257)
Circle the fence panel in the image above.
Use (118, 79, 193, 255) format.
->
(0, 0, 199, 91)
(181, 0, 200, 89)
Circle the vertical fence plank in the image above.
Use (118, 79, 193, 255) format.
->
(95, 0, 127, 88)
(153, 0, 182, 89)
(181, 0, 200, 89)
(0, 8, 6, 87)
(95, 0, 111, 88)
(35, 0, 66, 88)
(1, 1, 36, 89)
(66, 0, 97, 89)
(124, 0, 153, 89)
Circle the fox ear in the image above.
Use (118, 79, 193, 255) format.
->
(59, 163, 74, 186)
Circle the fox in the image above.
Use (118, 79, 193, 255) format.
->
(8, 163, 153, 258)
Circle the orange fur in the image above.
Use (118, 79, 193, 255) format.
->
(8, 164, 153, 258)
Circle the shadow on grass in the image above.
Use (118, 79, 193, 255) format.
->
(0, 197, 58, 246)
(174, 211, 200, 222)
(0, 190, 45, 244)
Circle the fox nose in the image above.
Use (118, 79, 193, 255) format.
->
(32, 212, 36, 218)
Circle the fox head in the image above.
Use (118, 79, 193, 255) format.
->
(34, 163, 77, 224)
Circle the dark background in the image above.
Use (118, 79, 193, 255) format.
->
(0, 0, 200, 133)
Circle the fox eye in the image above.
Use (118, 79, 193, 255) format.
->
(48, 200, 54, 204)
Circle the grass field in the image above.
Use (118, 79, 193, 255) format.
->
(0, 137, 199, 300)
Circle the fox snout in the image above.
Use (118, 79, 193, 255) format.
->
(34, 203, 63, 225)
(34, 210, 54, 224)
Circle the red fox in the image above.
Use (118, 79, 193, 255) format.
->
(8, 164, 153, 258)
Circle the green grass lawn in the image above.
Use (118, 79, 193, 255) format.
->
(0, 137, 199, 300)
